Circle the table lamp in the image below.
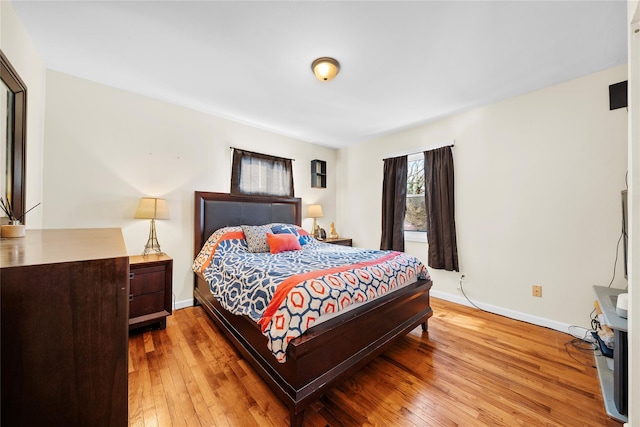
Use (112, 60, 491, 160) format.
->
(307, 204, 323, 238)
(135, 197, 169, 255)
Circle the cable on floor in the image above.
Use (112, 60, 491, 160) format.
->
(564, 337, 597, 368)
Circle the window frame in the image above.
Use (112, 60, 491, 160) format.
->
(404, 152, 427, 243)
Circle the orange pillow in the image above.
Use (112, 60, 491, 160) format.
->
(266, 232, 302, 254)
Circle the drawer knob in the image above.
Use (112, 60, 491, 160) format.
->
(129, 294, 134, 301)
(129, 272, 134, 279)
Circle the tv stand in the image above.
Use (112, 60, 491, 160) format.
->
(593, 286, 628, 423)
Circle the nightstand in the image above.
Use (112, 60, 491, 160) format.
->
(324, 237, 352, 247)
(129, 254, 173, 330)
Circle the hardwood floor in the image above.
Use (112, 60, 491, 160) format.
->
(128, 298, 622, 427)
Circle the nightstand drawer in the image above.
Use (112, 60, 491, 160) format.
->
(130, 291, 166, 318)
(130, 265, 166, 295)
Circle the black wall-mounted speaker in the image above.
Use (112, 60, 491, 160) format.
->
(609, 80, 628, 110)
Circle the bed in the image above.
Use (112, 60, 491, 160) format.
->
(193, 191, 433, 427)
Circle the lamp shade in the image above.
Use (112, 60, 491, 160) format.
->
(311, 57, 340, 82)
(307, 204, 324, 218)
(135, 198, 169, 220)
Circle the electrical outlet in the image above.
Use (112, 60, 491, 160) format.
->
(532, 285, 542, 298)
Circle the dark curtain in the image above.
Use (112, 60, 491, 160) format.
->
(230, 149, 294, 197)
(380, 156, 407, 251)
(424, 147, 459, 271)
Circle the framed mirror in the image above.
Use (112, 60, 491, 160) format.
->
(0, 50, 27, 224)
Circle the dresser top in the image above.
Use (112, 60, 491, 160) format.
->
(1, 228, 128, 268)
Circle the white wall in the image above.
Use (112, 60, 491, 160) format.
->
(0, 1, 45, 228)
(627, 1, 639, 425)
(42, 70, 337, 307)
(337, 65, 628, 331)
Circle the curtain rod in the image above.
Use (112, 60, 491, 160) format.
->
(382, 144, 454, 161)
(229, 146, 296, 161)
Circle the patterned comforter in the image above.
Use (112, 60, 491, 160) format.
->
(192, 224, 429, 362)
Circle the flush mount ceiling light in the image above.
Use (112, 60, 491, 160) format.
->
(311, 57, 340, 82)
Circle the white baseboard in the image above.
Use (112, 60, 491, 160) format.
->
(430, 290, 585, 337)
(174, 298, 195, 310)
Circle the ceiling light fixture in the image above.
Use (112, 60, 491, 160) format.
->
(311, 57, 340, 82)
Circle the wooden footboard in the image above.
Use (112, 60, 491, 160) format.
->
(194, 275, 433, 427)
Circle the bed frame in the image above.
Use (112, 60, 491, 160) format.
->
(193, 191, 433, 427)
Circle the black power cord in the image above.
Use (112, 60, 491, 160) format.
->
(458, 275, 484, 311)
(571, 171, 628, 368)
(607, 228, 624, 288)
(564, 337, 597, 368)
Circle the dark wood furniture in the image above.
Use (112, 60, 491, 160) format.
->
(1, 228, 129, 426)
(324, 237, 352, 246)
(193, 191, 433, 427)
(311, 159, 326, 188)
(129, 254, 173, 330)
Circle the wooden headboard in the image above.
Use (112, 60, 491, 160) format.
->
(193, 192, 302, 256)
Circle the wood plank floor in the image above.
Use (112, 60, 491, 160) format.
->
(128, 298, 622, 427)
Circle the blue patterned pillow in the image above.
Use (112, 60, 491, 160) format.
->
(298, 235, 314, 246)
(271, 224, 300, 236)
(271, 224, 309, 246)
(241, 225, 271, 253)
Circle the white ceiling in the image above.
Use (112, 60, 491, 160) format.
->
(11, 0, 628, 149)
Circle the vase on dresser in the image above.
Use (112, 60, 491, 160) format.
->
(0, 220, 25, 238)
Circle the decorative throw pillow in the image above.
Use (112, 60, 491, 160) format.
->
(271, 223, 300, 236)
(241, 225, 271, 253)
(271, 223, 309, 245)
(266, 232, 302, 254)
(298, 234, 314, 246)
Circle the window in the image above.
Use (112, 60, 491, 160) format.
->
(404, 153, 426, 242)
(230, 149, 294, 197)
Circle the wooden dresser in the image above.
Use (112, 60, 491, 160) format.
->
(1, 228, 129, 426)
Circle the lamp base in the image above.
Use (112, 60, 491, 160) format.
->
(142, 219, 164, 256)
